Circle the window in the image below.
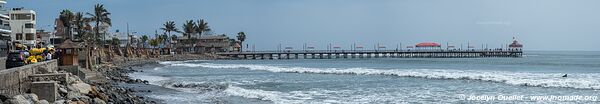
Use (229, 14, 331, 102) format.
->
(11, 13, 33, 20)
(15, 33, 22, 40)
(25, 23, 34, 28)
(25, 33, 34, 40)
(65, 49, 72, 54)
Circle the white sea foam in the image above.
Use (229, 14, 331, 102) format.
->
(131, 70, 418, 103)
(170, 63, 600, 90)
(128, 73, 170, 85)
(224, 86, 305, 103)
(223, 86, 411, 104)
(159, 60, 210, 65)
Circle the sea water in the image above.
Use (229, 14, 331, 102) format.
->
(129, 51, 600, 103)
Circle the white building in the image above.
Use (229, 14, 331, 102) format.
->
(9, 7, 36, 47)
(0, 0, 11, 55)
(0, 0, 10, 38)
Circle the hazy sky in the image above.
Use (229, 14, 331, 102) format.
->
(10, 0, 600, 51)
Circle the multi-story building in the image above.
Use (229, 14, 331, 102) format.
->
(198, 34, 236, 52)
(9, 7, 36, 47)
(97, 22, 109, 41)
(37, 30, 51, 46)
(51, 18, 66, 45)
(0, 0, 11, 56)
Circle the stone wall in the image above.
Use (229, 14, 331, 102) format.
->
(0, 60, 58, 97)
(0, 57, 6, 70)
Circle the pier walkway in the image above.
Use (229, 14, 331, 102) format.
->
(217, 49, 523, 59)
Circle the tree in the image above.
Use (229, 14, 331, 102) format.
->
(195, 19, 211, 38)
(87, 3, 112, 44)
(195, 19, 210, 53)
(237, 31, 246, 52)
(149, 39, 159, 56)
(182, 20, 195, 39)
(161, 34, 169, 50)
(111, 37, 120, 46)
(171, 35, 178, 42)
(160, 21, 177, 54)
(149, 39, 159, 48)
(181, 20, 195, 52)
(59, 9, 74, 39)
(73, 12, 90, 41)
(141, 35, 148, 48)
(160, 21, 178, 38)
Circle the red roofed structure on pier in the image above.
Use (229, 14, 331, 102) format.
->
(508, 37, 523, 50)
(415, 42, 442, 50)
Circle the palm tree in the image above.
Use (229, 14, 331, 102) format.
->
(182, 20, 195, 39)
(195, 19, 211, 38)
(59, 9, 74, 39)
(141, 35, 148, 48)
(149, 39, 159, 56)
(181, 20, 196, 52)
(111, 37, 120, 46)
(160, 21, 178, 54)
(195, 19, 210, 53)
(161, 34, 169, 48)
(157, 33, 169, 55)
(72, 12, 94, 69)
(160, 21, 178, 38)
(73, 12, 90, 41)
(237, 32, 246, 52)
(86, 3, 111, 66)
(87, 3, 111, 44)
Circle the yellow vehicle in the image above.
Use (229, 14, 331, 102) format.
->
(29, 48, 45, 55)
(26, 56, 37, 63)
(36, 55, 44, 61)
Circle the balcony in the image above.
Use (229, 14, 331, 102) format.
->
(0, 25, 10, 34)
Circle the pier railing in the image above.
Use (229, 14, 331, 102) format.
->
(216, 49, 523, 59)
(220, 49, 521, 54)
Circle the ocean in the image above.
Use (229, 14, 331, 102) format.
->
(129, 51, 600, 104)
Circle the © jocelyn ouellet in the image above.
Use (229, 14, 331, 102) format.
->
(1, 0, 599, 104)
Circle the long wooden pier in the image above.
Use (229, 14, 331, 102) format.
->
(217, 49, 523, 59)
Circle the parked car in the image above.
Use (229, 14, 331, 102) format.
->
(6, 51, 26, 69)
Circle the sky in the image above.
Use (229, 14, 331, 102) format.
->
(9, 0, 600, 51)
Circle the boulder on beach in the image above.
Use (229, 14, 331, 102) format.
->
(66, 91, 89, 101)
(92, 98, 106, 104)
(70, 83, 92, 94)
(7, 94, 42, 104)
(7, 95, 27, 104)
(52, 100, 65, 104)
(39, 100, 49, 104)
(23, 94, 40, 104)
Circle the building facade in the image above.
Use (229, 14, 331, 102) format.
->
(0, 0, 11, 56)
(9, 7, 36, 48)
(51, 18, 65, 45)
(198, 35, 236, 52)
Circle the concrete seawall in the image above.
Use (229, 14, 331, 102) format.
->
(0, 60, 58, 98)
(0, 57, 6, 70)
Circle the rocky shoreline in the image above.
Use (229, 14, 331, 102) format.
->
(97, 54, 224, 104)
(1, 54, 224, 104)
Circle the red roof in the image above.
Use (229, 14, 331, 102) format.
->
(415, 42, 441, 47)
(509, 40, 523, 47)
(509, 37, 523, 48)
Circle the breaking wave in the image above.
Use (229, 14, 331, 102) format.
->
(130, 73, 313, 103)
(158, 81, 230, 93)
(167, 63, 600, 90)
(224, 86, 307, 103)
